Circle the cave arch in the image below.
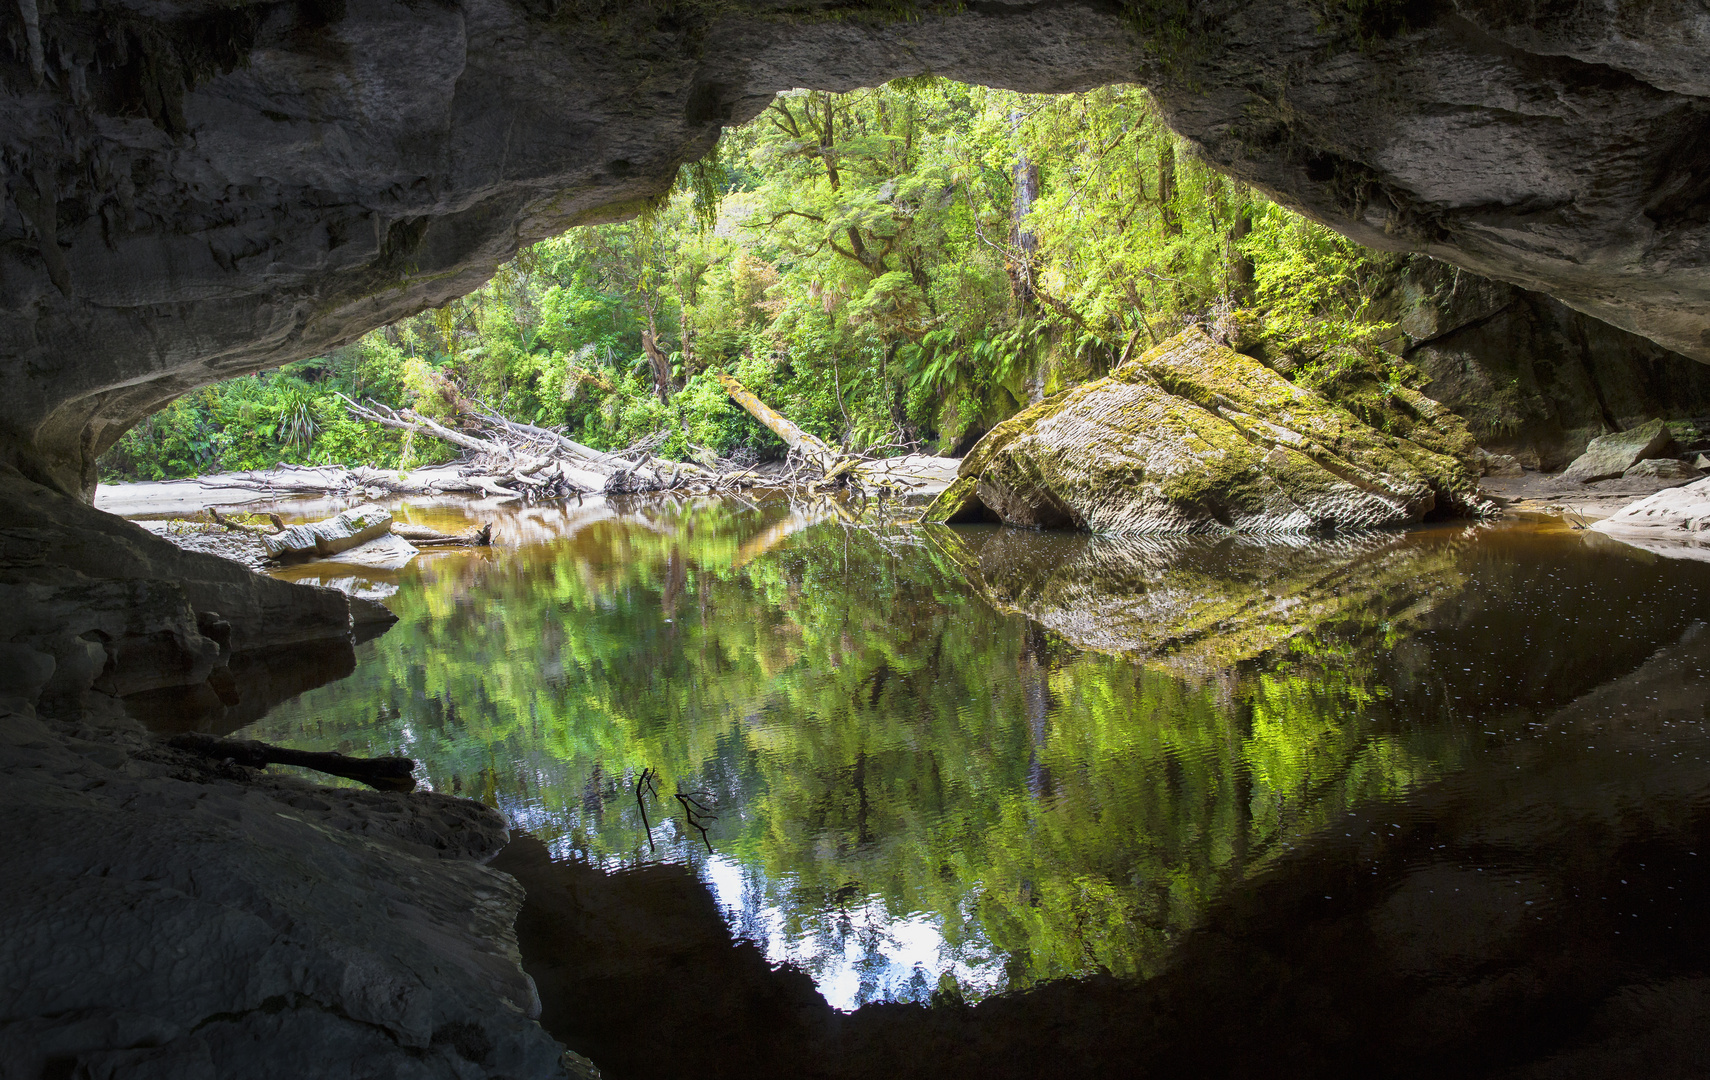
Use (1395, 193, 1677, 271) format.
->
(5, 0, 1710, 498)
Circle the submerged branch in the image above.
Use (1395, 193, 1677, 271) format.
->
(167, 733, 417, 792)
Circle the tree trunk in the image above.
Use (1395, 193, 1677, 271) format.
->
(1008, 110, 1040, 307)
(1228, 207, 1255, 298)
(1158, 141, 1180, 236)
(818, 91, 841, 191)
(642, 309, 673, 403)
(717, 373, 842, 472)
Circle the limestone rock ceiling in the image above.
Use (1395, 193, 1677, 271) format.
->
(2, 0, 1708, 497)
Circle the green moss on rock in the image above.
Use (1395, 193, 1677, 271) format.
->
(924, 328, 1493, 535)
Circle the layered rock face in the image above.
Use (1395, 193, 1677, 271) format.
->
(926, 329, 1487, 534)
(1390, 261, 1710, 469)
(0, 467, 395, 730)
(0, 465, 574, 1075)
(6, 1, 1710, 498)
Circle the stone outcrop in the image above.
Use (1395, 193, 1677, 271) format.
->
(1591, 477, 1710, 563)
(1385, 259, 1710, 470)
(9, 1, 1710, 498)
(137, 517, 272, 571)
(0, 467, 395, 725)
(1562, 418, 1677, 482)
(0, 702, 567, 1078)
(1624, 457, 1700, 480)
(0, 467, 575, 1077)
(925, 329, 1487, 535)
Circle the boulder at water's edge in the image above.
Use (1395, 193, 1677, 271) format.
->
(1590, 477, 1710, 563)
(1562, 419, 1675, 483)
(924, 329, 1488, 535)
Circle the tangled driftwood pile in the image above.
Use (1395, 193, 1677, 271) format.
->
(159, 378, 958, 505)
(339, 396, 739, 499)
(314, 377, 961, 502)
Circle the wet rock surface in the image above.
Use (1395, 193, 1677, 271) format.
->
(1590, 476, 1710, 563)
(495, 835, 828, 1080)
(1387, 260, 1710, 470)
(136, 517, 272, 571)
(1477, 471, 1700, 523)
(0, 469, 572, 1075)
(926, 329, 1487, 535)
(10, 1, 1710, 496)
(1623, 457, 1701, 481)
(0, 468, 398, 726)
(0, 703, 565, 1079)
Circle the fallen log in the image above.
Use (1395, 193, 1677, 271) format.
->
(468, 407, 628, 471)
(263, 503, 394, 559)
(392, 522, 493, 547)
(468, 476, 522, 499)
(717, 373, 842, 472)
(325, 532, 420, 570)
(329, 384, 956, 504)
(715, 376, 962, 498)
(167, 732, 417, 792)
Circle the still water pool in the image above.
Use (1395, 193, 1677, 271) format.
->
(252, 496, 1710, 1074)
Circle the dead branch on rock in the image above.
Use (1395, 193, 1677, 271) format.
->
(207, 506, 285, 534)
(167, 732, 417, 792)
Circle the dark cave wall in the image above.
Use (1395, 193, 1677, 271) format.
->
(1395, 261, 1710, 469)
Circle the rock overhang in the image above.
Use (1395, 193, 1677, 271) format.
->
(4, 0, 1710, 498)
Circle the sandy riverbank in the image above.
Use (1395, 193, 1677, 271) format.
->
(1477, 471, 1701, 522)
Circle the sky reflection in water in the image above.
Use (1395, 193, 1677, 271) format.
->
(252, 496, 1710, 1012)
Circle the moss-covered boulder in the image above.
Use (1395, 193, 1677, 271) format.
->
(924, 329, 1489, 534)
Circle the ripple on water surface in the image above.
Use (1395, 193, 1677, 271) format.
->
(244, 497, 1710, 1075)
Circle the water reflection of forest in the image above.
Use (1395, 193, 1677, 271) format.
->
(251, 498, 1707, 1009)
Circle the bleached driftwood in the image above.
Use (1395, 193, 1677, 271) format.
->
(392, 522, 493, 547)
(256, 385, 970, 506)
(715, 373, 842, 473)
(263, 503, 394, 559)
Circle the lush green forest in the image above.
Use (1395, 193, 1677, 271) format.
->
(103, 80, 1406, 481)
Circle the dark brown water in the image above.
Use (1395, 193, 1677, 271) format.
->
(243, 497, 1710, 1079)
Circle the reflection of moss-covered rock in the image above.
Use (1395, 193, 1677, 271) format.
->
(924, 329, 1489, 534)
(930, 524, 1466, 678)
